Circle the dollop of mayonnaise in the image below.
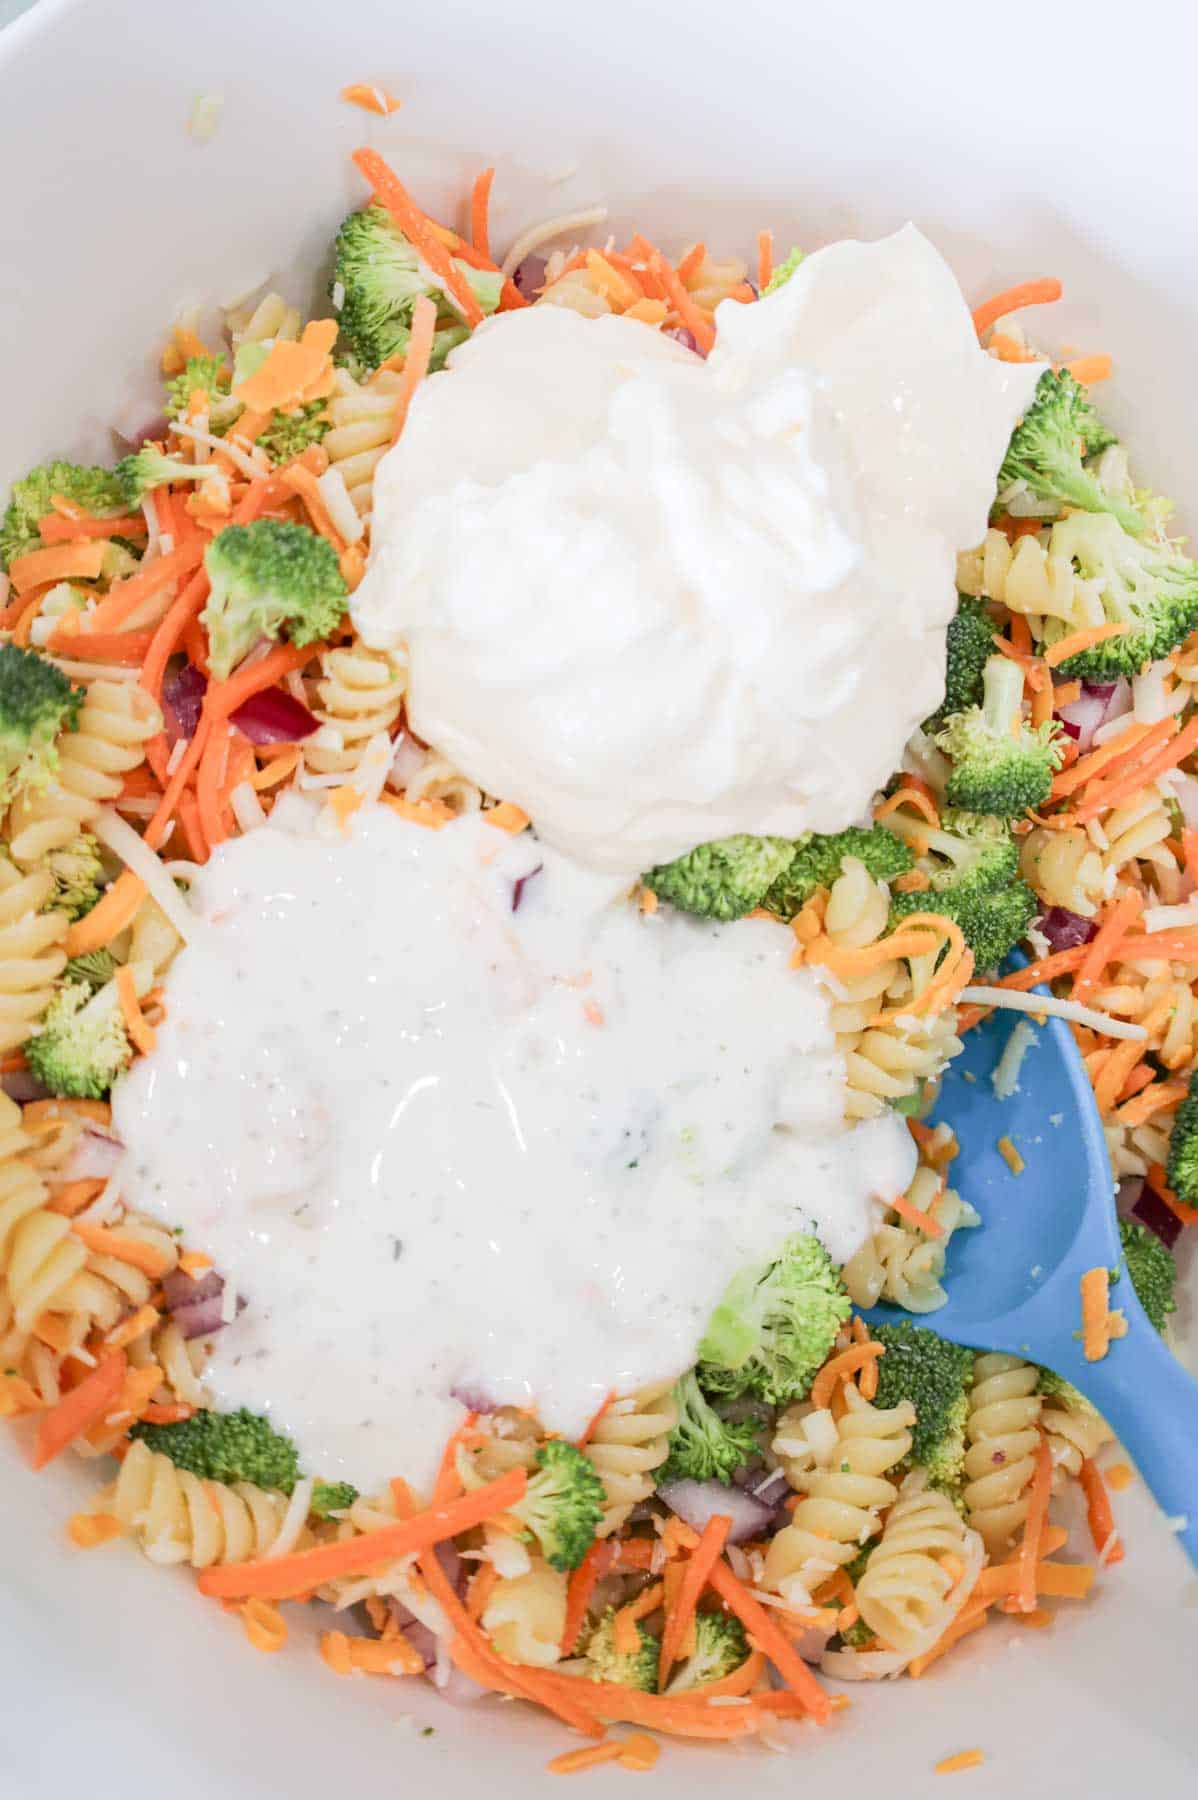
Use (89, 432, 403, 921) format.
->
(352, 225, 1040, 872)
(113, 799, 914, 1492)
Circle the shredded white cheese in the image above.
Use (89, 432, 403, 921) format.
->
(958, 985, 1147, 1041)
(90, 807, 197, 943)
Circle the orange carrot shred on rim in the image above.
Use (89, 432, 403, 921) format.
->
(353, 147, 485, 328)
(705, 1558, 830, 1721)
(1011, 1440, 1052, 1613)
(971, 276, 1062, 338)
(546, 1744, 623, 1777)
(658, 1512, 729, 1686)
(198, 1467, 527, 1600)
(1114, 1079, 1188, 1128)
(1043, 621, 1130, 669)
(1078, 1458, 1125, 1565)
(1080, 1267, 1111, 1362)
(115, 966, 156, 1057)
(470, 166, 494, 262)
(934, 1750, 985, 1775)
(811, 1341, 886, 1409)
(561, 1539, 615, 1654)
(1063, 354, 1113, 385)
(341, 82, 402, 116)
(68, 1512, 124, 1549)
(389, 293, 438, 444)
(104, 1303, 160, 1351)
(756, 230, 774, 291)
(32, 1351, 127, 1469)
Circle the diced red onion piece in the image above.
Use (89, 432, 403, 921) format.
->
(1082, 680, 1118, 701)
(162, 664, 208, 745)
(449, 1382, 499, 1414)
(512, 256, 547, 299)
(1056, 691, 1108, 753)
(658, 1477, 776, 1544)
(2, 1070, 51, 1103)
(666, 327, 701, 354)
(1173, 773, 1198, 832)
(1037, 907, 1098, 953)
(511, 864, 543, 913)
(230, 687, 319, 744)
(161, 1268, 223, 1310)
(1130, 1183, 1183, 1251)
(61, 1125, 125, 1181)
(169, 1294, 233, 1339)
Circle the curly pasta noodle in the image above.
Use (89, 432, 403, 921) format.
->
(323, 368, 401, 521)
(105, 1438, 296, 1567)
(1098, 790, 1173, 877)
(584, 1380, 677, 1536)
(681, 249, 748, 312)
(956, 527, 1102, 628)
(855, 1473, 973, 1655)
(304, 643, 407, 778)
(482, 1558, 569, 1667)
(764, 1385, 914, 1596)
(0, 863, 69, 1052)
(226, 290, 301, 348)
(842, 1167, 979, 1316)
(404, 754, 483, 816)
(1020, 825, 1105, 918)
(7, 682, 161, 864)
(962, 1353, 1043, 1554)
(1041, 1397, 1114, 1483)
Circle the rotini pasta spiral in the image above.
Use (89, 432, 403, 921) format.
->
(323, 368, 401, 521)
(1040, 1391, 1114, 1482)
(584, 1380, 677, 1536)
(0, 862, 69, 1051)
(842, 1166, 979, 1315)
(1020, 825, 1106, 918)
(764, 1385, 914, 1596)
(304, 644, 406, 778)
(105, 1438, 295, 1567)
(962, 1353, 1043, 1554)
(7, 682, 161, 864)
(404, 755, 483, 816)
(1099, 790, 1172, 876)
(536, 269, 613, 318)
(855, 1473, 973, 1655)
(0, 1095, 54, 1357)
(2, 1204, 89, 1339)
(957, 527, 1097, 628)
(481, 1558, 569, 1666)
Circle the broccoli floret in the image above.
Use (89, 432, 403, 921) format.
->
(256, 402, 331, 465)
(1038, 512, 1198, 679)
(130, 1405, 301, 1492)
(1167, 1069, 1198, 1207)
(1, 461, 127, 571)
(24, 975, 133, 1099)
(664, 1612, 749, 1693)
(886, 808, 1037, 972)
(0, 644, 83, 805)
(1117, 1217, 1177, 1334)
(698, 1234, 851, 1406)
(935, 654, 1063, 817)
(660, 1370, 761, 1485)
(114, 447, 223, 507)
(42, 833, 103, 921)
(762, 827, 914, 921)
(201, 520, 348, 680)
(165, 354, 232, 422)
(645, 835, 794, 921)
(870, 1320, 974, 1489)
(64, 948, 119, 990)
(583, 1608, 660, 1691)
(763, 247, 803, 296)
(331, 203, 502, 373)
(923, 595, 995, 734)
(997, 369, 1142, 533)
(310, 1480, 360, 1518)
(510, 1439, 605, 1572)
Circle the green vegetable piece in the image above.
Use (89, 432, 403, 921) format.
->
(923, 595, 995, 734)
(664, 1612, 749, 1693)
(997, 369, 1140, 532)
(698, 1234, 851, 1406)
(24, 975, 133, 1100)
(763, 826, 914, 921)
(0, 644, 83, 806)
(1167, 1068, 1198, 1207)
(201, 519, 348, 680)
(659, 1370, 761, 1485)
(115, 447, 223, 507)
(935, 654, 1063, 817)
(762, 247, 803, 296)
(645, 835, 793, 922)
(870, 1319, 974, 1489)
(1117, 1216, 1177, 1334)
(331, 202, 501, 373)
(310, 1480, 360, 1518)
(582, 1608, 659, 1691)
(1039, 512, 1198, 680)
(130, 1405, 301, 1493)
(511, 1438, 606, 1572)
(886, 807, 1036, 972)
(0, 461, 127, 571)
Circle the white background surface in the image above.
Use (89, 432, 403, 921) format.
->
(1, 0, 1196, 1793)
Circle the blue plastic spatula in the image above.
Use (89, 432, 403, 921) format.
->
(864, 985, 1198, 1570)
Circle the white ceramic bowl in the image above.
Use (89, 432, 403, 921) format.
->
(2, 1, 1196, 1793)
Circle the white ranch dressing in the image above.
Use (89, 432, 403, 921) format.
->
(113, 799, 914, 1492)
(353, 224, 1040, 873)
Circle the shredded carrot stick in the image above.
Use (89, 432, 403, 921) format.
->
(1072, 890, 1143, 1005)
(875, 786, 940, 828)
(1011, 1440, 1052, 1613)
(341, 82, 401, 116)
(1077, 714, 1198, 822)
(1050, 717, 1162, 798)
(889, 1190, 946, 1238)
(388, 293, 438, 445)
(646, 252, 715, 354)
(64, 871, 148, 957)
(1079, 1458, 1124, 1565)
(585, 250, 644, 310)
(82, 539, 204, 636)
(45, 1178, 105, 1217)
(115, 966, 156, 1056)
(279, 462, 346, 551)
(1114, 1079, 1187, 1127)
(705, 1558, 829, 1721)
(811, 1342, 886, 1410)
(1043, 621, 1130, 669)
(1063, 354, 1112, 385)
(353, 148, 485, 328)
(196, 720, 231, 852)
(469, 166, 495, 262)
(466, 1561, 499, 1623)
(7, 540, 106, 598)
(104, 1303, 160, 1351)
(907, 1607, 990, 1677)
(38, 510, 147, 544)
(658, 1514, 730, 1686)
(971, 277, 1062, 338)
(1080, 1268, 1111, 1362)
(32, 1351, 127, 1469)
(934, 1749, 985, 1775)
(71, 1223, 173, 1279)
(198, 1467, 526, 1600)
(484, 800, 530, 833)
(976, 1558, 1094, 1601)
(561, 1539, 615, 1654)
(990, 631, 1048, 692)
(1092, 992, 1172, 1115)
(756, 230, 773, 291)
